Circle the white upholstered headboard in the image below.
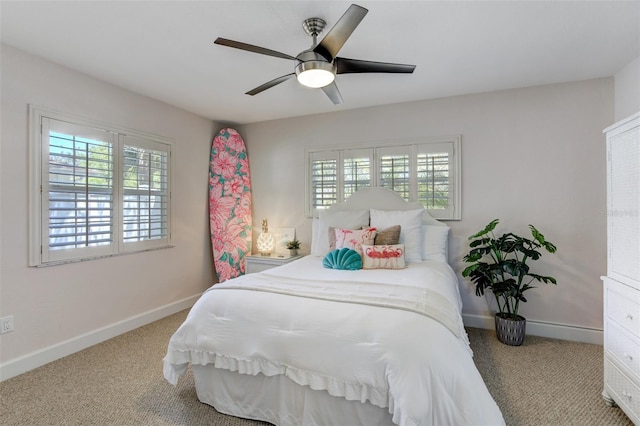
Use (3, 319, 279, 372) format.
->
(329, 187, 447, 227)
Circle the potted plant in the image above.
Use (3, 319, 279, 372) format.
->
(286, 238, 300, 256)
(462, 219, 557, 346)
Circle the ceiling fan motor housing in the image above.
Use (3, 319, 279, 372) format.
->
(295, 50, 336, 72)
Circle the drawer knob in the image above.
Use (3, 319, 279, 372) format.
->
(625, 313, 634, 320)
(624, 353, 634, 361)
(622, 391, 633, 400)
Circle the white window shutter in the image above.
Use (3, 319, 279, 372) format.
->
(416, 142, 456, 219)
(309, 150, 339, 216)
(342, 148, 373, 201)
(377, 145, 412, 202)
(121, 134, 171, 252)
(42, 118, 117, 263)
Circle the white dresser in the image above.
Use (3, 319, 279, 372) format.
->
(602, 112, 640, 424)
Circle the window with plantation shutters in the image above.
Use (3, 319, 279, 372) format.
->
(43, 119, 116, 262)
(378, 146, 411, 201)
(417, 143, 453, 213)
(343, 149, 372, 199)
(122, 136, 170, 250)
(310, 151, 338, 213)
(307, 149, 374, 217)
(30, 106, 173, 266)
(306, 137, 460, 220)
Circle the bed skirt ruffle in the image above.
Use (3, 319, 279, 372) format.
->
(163, 349, 390, 409)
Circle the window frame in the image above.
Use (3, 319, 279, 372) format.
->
(29, 105, 173, 267)
(305, 136, 461, 220)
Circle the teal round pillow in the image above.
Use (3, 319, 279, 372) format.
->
(322, 248, 362, 270)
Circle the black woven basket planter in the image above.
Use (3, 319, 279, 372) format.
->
(495, 313, 526, 346)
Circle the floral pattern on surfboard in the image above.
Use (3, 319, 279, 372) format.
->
(209, 128, 252, 282)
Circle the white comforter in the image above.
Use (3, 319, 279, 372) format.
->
(163, 256, 504, 426)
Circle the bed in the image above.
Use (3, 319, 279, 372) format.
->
(163, 188, 504, 425)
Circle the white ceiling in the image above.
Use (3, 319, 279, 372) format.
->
(1, 1, 639, 124)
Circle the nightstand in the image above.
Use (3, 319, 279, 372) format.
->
(245, 253, 302, 274)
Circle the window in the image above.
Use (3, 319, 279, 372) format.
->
(306, 137, 461, 220)
(378, 146, 411, 201)
(343, 149, 373, 200)
(29, 106, 172, 266)
(309, 151, 338, 211)
(121, 136, 170, 246)
(417, 144, 452, 212)
(307, 148, 374, 215)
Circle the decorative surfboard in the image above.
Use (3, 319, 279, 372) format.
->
(209, 128, 252, 283)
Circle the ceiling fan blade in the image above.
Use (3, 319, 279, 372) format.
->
(321, 82, 343, 105)
(215, 37, 297, 61)
(314, 4, 368, 61)
(245, 73, 295, 96)
(335, 57, 416, 74)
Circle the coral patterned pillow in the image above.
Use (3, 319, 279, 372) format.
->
(334, 227, 377, 255)
(329, 225, 363, 251)
(362, 244, 406, 269)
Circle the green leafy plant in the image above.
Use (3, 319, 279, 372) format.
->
(462, 219, 558, 320)
(286, 239, 300, 250)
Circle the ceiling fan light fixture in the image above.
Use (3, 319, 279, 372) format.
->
(295, 60, 335, 88)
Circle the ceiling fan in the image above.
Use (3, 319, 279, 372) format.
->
(214, 3, 416, 105)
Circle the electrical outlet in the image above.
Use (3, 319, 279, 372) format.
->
(0, 316, 14, 334)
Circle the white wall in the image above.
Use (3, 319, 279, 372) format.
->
(0, 45, 220, 379)
(0, 42, 620, 379)
(239, 78, 614, 339)
(615, 56, 640, 121)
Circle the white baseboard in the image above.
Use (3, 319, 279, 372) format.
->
(0, 294, 200, 382)
(463, 313, 603, 345)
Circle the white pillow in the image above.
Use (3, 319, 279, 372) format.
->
(370, 209, 423, 263)
(311, 209, 370, 256)
(421, 225, 449, 263)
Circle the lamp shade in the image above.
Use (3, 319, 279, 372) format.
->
(257, 232, 275, 255)
(257, 218, 275, 256)
(295, 60, 335, 88)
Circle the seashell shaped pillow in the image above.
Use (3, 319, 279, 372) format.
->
(322, 247, 363, 271)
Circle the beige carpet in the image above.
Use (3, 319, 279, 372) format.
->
(0, 310, 633, 425)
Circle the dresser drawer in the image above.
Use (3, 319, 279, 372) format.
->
(246, 261, 275, 274)
(607, 321, 640, 377)
(605, 359, 640, 424)
(606, 279, 640, 339)
(245, 254, 302, 274)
